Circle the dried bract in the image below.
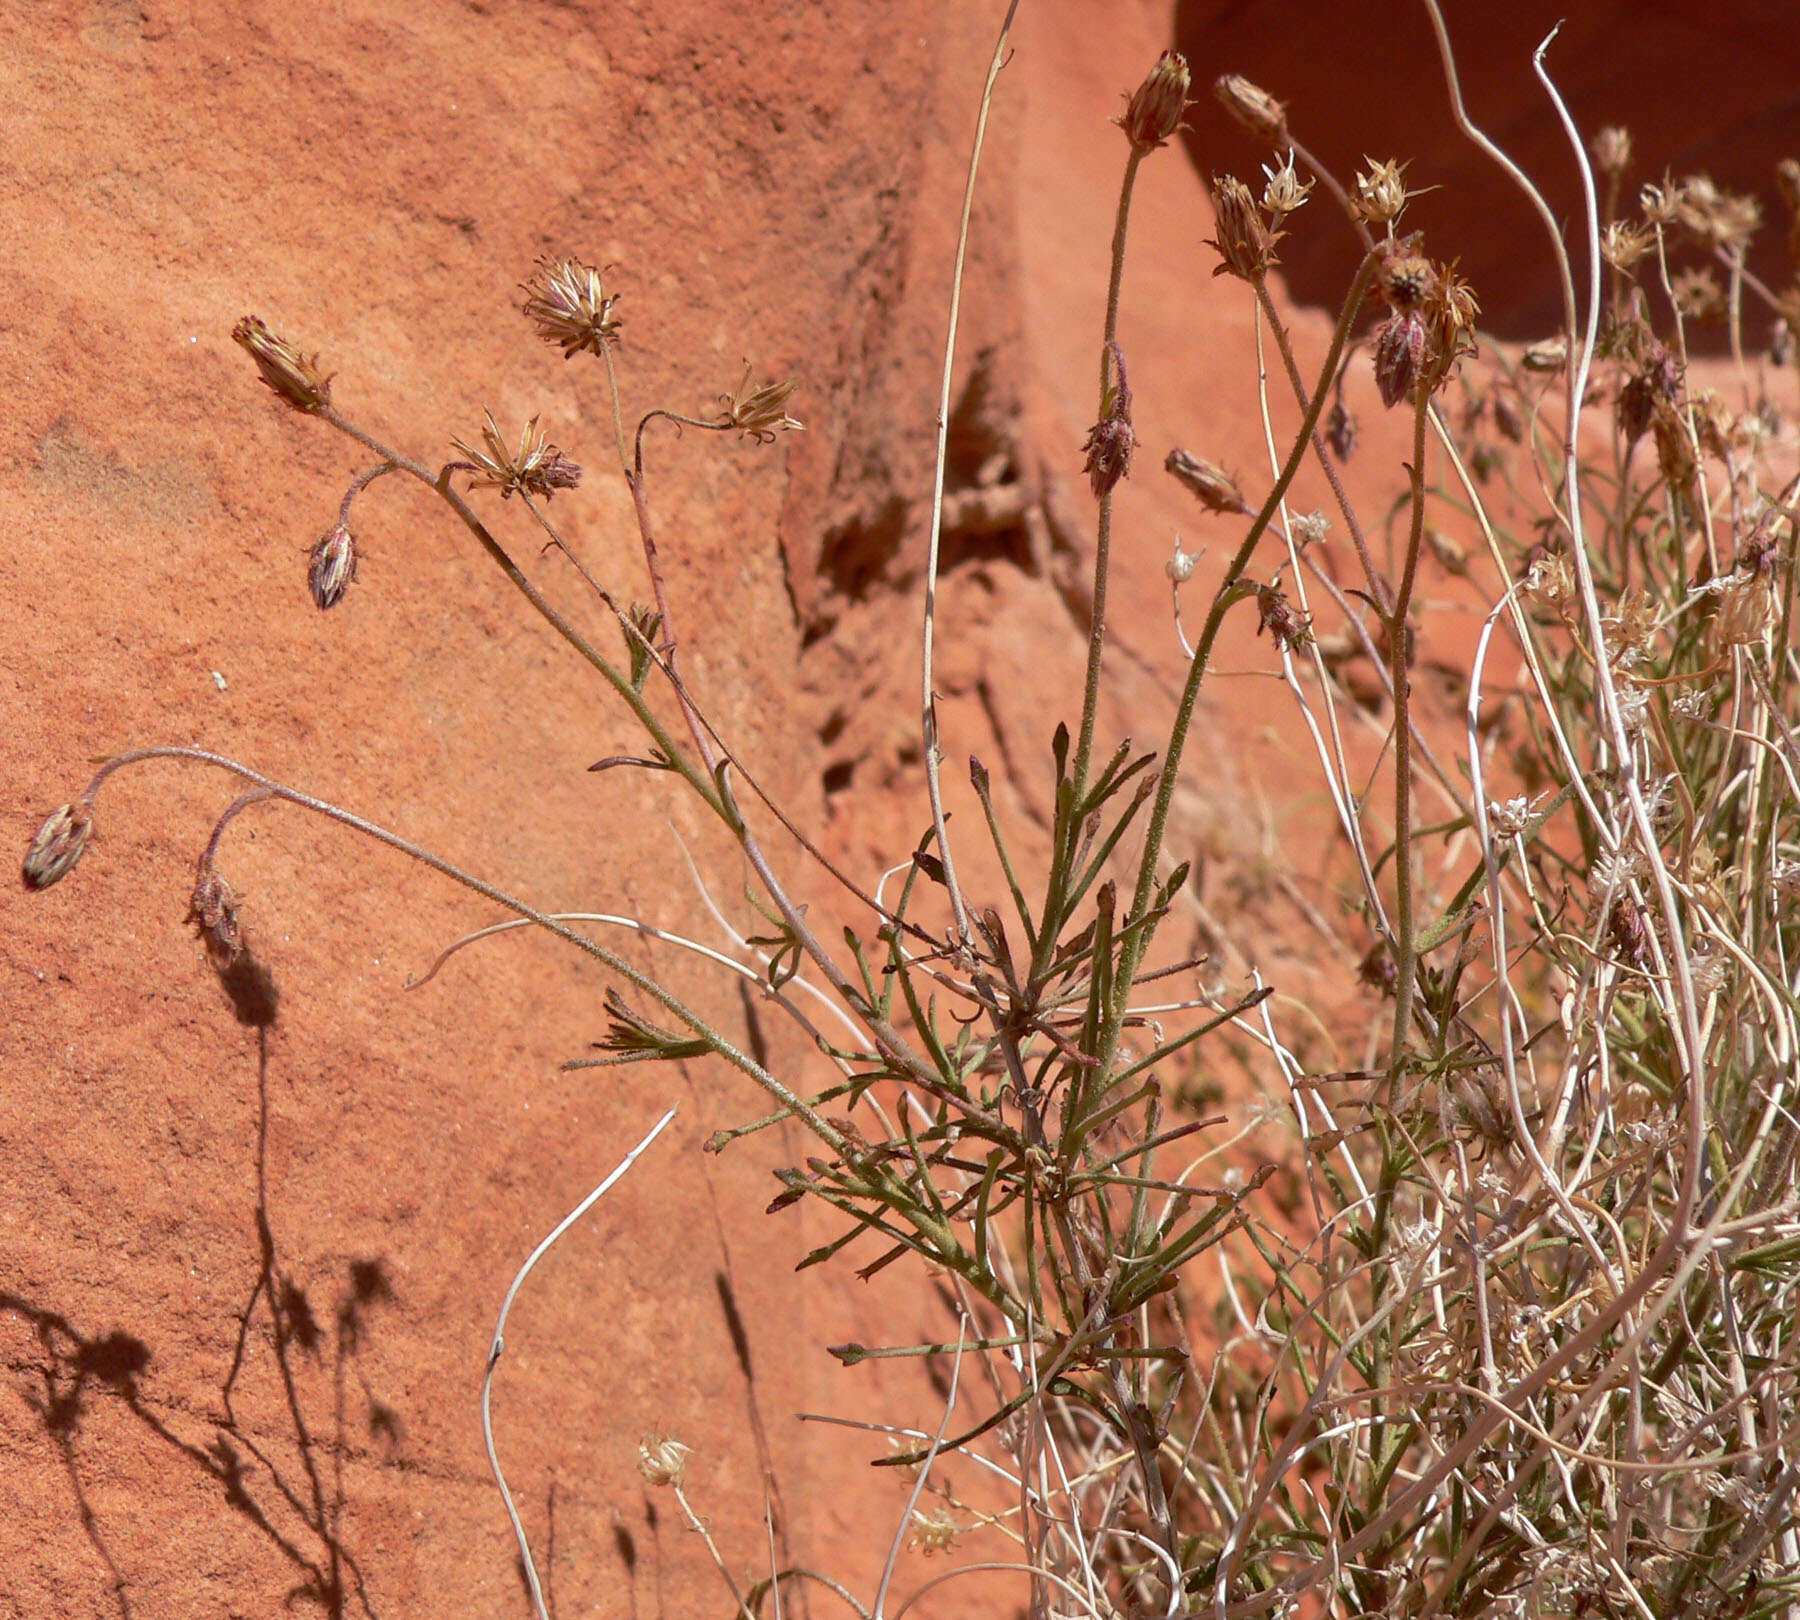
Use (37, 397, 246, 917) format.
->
(232, 316, 332, 414)
(308, 524, 358, 611)
(1213, 74, 1287, 143)
(452, 411, 583, 499)
(1165, 448, 1250, 515)
(1117, 51, 1189, 150)
(23, 803, 92, 891)
(520, 256, 622, 358)
(719, 365, 803, 442)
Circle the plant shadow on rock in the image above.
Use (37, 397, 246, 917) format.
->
(2, 943, 399, 1620)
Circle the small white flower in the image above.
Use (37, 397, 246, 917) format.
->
(910, 1507, 962, 1555)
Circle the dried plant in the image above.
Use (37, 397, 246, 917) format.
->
(24, 6, 1800, 1620)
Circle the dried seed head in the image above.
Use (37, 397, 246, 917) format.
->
(1164, 539, 1198, 584)
(1212, 74, 1287, 143)
(719, 364, 803, 442)
(1259, 150, 1312, 221)
(1651, 399, 1699, 505)
(520, 256, 622, 358)
(232, 316, 333, 414)
(23, 803, 92, 891)
(1291, 509, 1329, 547)
(1716, 571, 1778, 645)
(451, 411, 583, 500)
(308, 524, 358, 611)
(1591, 126, 1632, 177)
(638, 1434, 691, 1487)
(1670, 266, 1726, 322)
(1373, 312, 1429, 408)
(1353, 158, 1410, 227)
(1639, 174, 1683, 226)
(1165, 448, 1250, 515)
(1206, 174, 1278, 281)
(1081, 344, 1137, 497)
(1325, 400, 1357, 461)
(1606, 590, 1661, 669)
(1601, 219, 1654, 272)
(1487, 795, 1541, 841)
(1521, 548, 1575, 611)
(189, 867, 243, 965)
(1378, 243, 1437, 312)
(1255, 583, 1312, 652)
(1426, 264, 1479, 371)
(1117, 51, 1190, 150)
(1675, 175, 1761, 252)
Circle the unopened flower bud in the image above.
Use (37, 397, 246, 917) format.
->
(1373, 313, 1430, 408)
(232, 316, 333, 414)
(309, 524, 358, 611)
(189, 867, 243, 964)
(1213, 74, 1287, 144)
(1591, 126, 1632, 178)
(1353, 158, 1409, 227)
(1165, 448, 1250, 515)
(23, 803, 92, 890)
(1081, 343, 1137, 497)
(1325, 401, 1357, 461)
(1117, 51, 1190, 150)
(638, 1434, 692, 1487)
(1165, 539, 1198, 583)
(1207, 174, 1278, 281)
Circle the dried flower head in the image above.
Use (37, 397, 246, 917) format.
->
(1373, 313, 1430, 407)
(1213, 74, 1287, 143)
(520, 256, 622, 358)
(1081, 343, 1136, 497)
(1353, 158, 1410, 227)
(1165, 539, 1198, 584)
(1520, 336, 1567, 374)
(23, 803, 92, 890)
(1675, 175, 1761, 252)
(1260, 150, 1313, 220)
(232, 316, 333, 414)
(1601, 219, 1654, 272)
(1325, 400, 1357, 461)
(1378, 244, 1437, 313)
(1521, 548, 1575, 611)
(308, 524, 357, 611)
(1117, 51, 1190, 150)
(189, 867, 243, 965)
(1716, 571, 1779, 645)
(1256, 583, 1312, 652)
(1426, 264, 1479, 371)
(1487, 795, 1543, 841)
(1606, 589, 1661, 670)
(1291, 509, 1329, 547)
(910, 1508, 963, 1556)
(1670, 266, 1726, 323)
(1591, 126, 1633, 177)
(1639, 174, 1684, 226)
(1207, 174, 1279, 280)
(719, 364, 803, 442)
(452, 411, 583, 500)
(1165, 448, 1250, 515)
(637, 1434, 692, 1487)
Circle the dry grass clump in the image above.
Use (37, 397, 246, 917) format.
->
(23, 5, 1800, 1619)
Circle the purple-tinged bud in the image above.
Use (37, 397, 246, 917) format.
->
(232, 315, 333, 413)
(309, 524, 358, 610)
(1256, 583, 1312, 653)
(1325, 401, 1358, 461)
(23, 803, 92, 890)
(1207, 174, 1279, 281)
(1373, 313, 1430, 408)
(189, 867, 243, 964)
(1081, 344, 1137, 497)
(1117, 52, 1190, 151)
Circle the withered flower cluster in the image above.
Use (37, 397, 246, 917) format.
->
(451, 410, 583, 500)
